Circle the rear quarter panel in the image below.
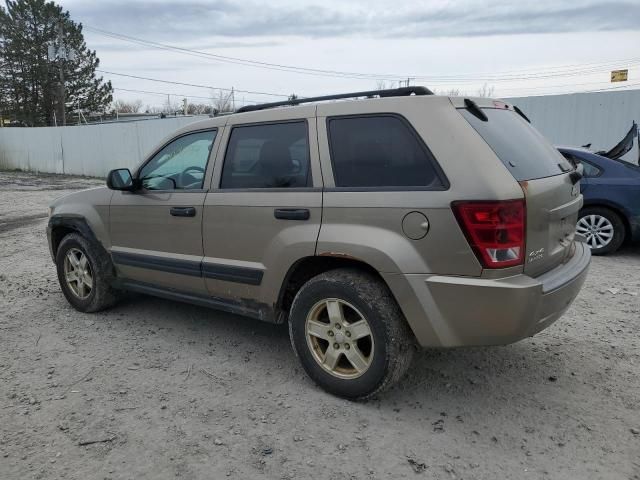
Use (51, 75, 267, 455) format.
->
(315, 96, 524, 275)
(584, 182, 640, 241)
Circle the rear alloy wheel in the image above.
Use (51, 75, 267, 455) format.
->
(289, 268, 415, 400)
(577, 207, 625, 255)
(305, 298, 375, 379)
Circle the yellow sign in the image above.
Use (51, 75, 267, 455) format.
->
(611, 69, 628, 82)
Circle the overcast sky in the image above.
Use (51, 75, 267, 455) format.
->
(57, 0, 640, 109)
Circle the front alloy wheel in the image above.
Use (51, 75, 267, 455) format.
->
(63, 248, 93, 299)
(55, 233, 120, 312)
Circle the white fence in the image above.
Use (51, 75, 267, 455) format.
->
(1, 90, 639, 177)
(0, 116, 207, 177)
(506, 89, 640, 162)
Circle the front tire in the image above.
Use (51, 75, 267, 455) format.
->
(577, 207, 625, 255)
(289, 268, 415, 400)
(55, 233, 120, 312)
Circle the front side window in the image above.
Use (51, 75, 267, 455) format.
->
(327, 115, 446, 188)
(139, 130, 217, 190)
(220, 121, 310, 189)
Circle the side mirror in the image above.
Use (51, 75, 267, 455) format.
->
(106, 168, 136, 191)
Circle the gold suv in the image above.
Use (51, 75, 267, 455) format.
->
(47, 87, 590, 399)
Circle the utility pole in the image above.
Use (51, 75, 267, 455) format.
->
(231, 87, 235, 111)
(57, 22, 66, 126)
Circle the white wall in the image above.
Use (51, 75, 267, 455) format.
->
(505, 89, 640, 162)
(0, 116, 207, 177)
(1, 90, 639, 177)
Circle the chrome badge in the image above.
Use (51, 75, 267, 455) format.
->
(528, 247, 545, 263)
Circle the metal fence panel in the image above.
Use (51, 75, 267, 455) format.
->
(0, 117, 205, 177)
(506, 90, 640, 162)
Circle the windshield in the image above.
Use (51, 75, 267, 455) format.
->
(460, 108, 573, 181)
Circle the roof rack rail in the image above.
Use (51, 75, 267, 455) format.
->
(235, 86, 433, 113)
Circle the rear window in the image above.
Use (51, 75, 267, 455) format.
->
(460, 108, 572, 181)
(327, 115, 447, 189)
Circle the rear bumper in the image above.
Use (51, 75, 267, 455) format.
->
(385, 241, 591, 347)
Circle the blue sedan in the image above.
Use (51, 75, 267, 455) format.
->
(558, 147, 640, 255)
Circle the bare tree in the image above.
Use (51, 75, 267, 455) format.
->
(440, 88, 463, 96)
(477, 83, 495, 98)
(163, 96, 180, 114)
(375, 80, 397, 90)
(112, 99, 143, 114)
(144, 105, 164, 114)
(211, 89, 234, 113)
(431, 88, 466, 96)
(186, 103, 213, 115)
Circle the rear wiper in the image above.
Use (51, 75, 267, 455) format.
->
(464, 99, 488, 121)
(513, 105, 530, 123)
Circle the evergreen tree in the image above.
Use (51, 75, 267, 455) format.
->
(0, 0, 112, 126)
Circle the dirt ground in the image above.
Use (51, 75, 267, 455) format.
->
(0, 170, 638, 480)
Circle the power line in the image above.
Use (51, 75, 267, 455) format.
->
(98, 69, 288, 97)
(579, 81, 640, 93)
(503, 81, 640, 97)
(85, 26, 401, 81)
(112, 87, 263, 105)
(85, 25, 640, 84)
(100, 62, 640, 104)
(491, 79, 640, 95)
(115, 87, 209, 100)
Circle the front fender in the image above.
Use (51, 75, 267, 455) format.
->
(47, 187, 113, 260)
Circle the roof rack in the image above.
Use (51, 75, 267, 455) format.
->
(235, 86, 433, 113)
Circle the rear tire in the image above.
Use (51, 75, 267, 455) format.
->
(288, 268, 415, 400)
(55, 233, 120, 312)
(577, 207, 625, 255)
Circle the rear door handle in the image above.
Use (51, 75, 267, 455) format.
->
(170, 207, 196, 217)
(274, 208, 310, 221)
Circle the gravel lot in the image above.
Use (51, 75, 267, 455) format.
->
(1, 170, 639, 480)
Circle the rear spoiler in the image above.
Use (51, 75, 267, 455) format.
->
(595, 121, 638, 161)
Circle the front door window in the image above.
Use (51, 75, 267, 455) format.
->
(139, 130, 217, 190)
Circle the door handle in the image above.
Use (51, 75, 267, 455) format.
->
(170, 207, 196, 217)
(274, 208, 310, 221)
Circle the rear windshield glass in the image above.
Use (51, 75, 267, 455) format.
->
(460, 108, 572, 181)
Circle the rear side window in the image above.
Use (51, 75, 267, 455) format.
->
(460, 108, 573, 181)
(327, 115, 447, 188)
(220, 121, 310, 189)
(582, 161, 602, 177)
